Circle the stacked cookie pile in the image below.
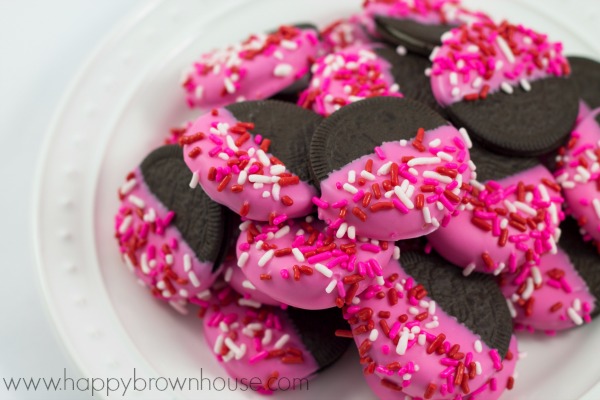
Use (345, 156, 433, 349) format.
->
(114, 1, 600, 398)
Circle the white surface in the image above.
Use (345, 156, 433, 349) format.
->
(3, 0, 600, 399)
(0, 1, 142, 399)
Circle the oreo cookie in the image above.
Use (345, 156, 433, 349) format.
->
(180, 100, 322, 221)
(430, 21, 579, 156)
(310, 96, 473, 240)
(568, 56, 600, 111)
(361, 0, 491, 57)
(114, 145, 231, 308)
(203, 292, 350, 392)
(343, 253, 512, 399)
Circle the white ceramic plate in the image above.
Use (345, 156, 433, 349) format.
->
(34, 0, 600, 399)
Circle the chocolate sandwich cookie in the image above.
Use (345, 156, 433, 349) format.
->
(567, 56, 600, 118)
(181, 25, 320, 109)
(430, 20, 579, 156)
(181, 100, 323, 221)
(500, 217, 599, 332)
(310, 96, 474, 241)
(362, 0, 491, 57)
(554, 109, 600, 245)
(114, 145, 231, 310)
(428, 145, 564, 275)
(344, 250, 513, 399)
(236, 215, 396, 310)
(203, 289, 350, 393)
(298, 44, 403, 117)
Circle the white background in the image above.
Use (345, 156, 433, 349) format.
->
(0, 1, 141, 399)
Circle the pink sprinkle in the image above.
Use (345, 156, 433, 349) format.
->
(248, 350, 269, 364)
(560, 277, 573, 293)
(273, 215, 288, 225)
(352, 190, 365, 202)
(374, 146, 386, 160)
(332, 199, 348, 208)
(254, 134, 262, 144)
(392, 199, 409, 214)
(388, 322, 401, 339)
(312, 196, 329, 209)
(489, 349, 502, 371)
(490, 378, 498, 391)
(208, 146, 222, 157)
(360, 243, 381, 253)
(307, 251, 332, 264)
(381, 345, 390, 355)
(337, 281, 346, 298)
(280, 269, 290, 279)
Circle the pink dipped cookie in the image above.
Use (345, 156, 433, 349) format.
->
(344, 250, 513, 400)
(298, 44, 403, 116)
(555, 109, 600, 247)
(320, 15, 373, 53)
(363, 336, 519, 399)
(202, 289, 350, 393)
(237, 215, 397, 310)
(428, 146, 564, 275)
(309, 97, 474, 241)
(362, 0, 491, 56)
(430, 20, 578, 156)
(181, 25, 320, 109)
(180, 100, 322, 221)
(114, 145, 231, 311)
(499, 217, 599, 333)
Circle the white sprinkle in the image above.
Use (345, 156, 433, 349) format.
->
(561, 181, 575, 189)
(449, 72, 458, 86)
(514, 201, 537, 216)
(315, 263, 333, 278)
(422, 171, 452, 183)
(463, 263, 476, 277)
(396, 45, 407, 56)
(272, 183, 280, 201)
(197, 289, 211, 300)
(393, 246, 401, 260)
(248, 174, 271, 184)
(422, 207, 432, 224)
(506, 298, 517, 318)
(224, 267, 233, 282)
(522, 278, 535, 300)
(501, 82, 514, 94)
(256, 150, 271, 167)
(189, 171, 200, 189)
(459, 128, 472, 148)
(520, 79, 531, 92)
(217, 153, 229, 161)
(531, 266, 542, 286)
(120, 179, 137, 195)
(493, 263, 506, 276)
(360, 170, 375, 181)
(431, 217, 440, 228)
(183, 254, 192, 272)
(577, 166, 591, 182)
(574, 298, 582, 312)
(237, 170, 248, 185)
(394, 186, 414, 209)
(396, 329, 410, 355)
(496, 36, 516, 63)
(274, 333, 290, 349)
(262, 329, 273, 346)
(408, 157, 441, 167)
(140, 253, 150, 274)
(292, 248, 305, 262)
(428, 301, 436, 315)
(472, 76, 483, 89)
(568, 308, 584, 325)
(346, 170, 356, 184)
(336, 222, 348, 239)
(188, 271, 200, 287)
(474, 340, 483, 353)
(369, 329, 379, 342)
(128, 194, 146, 209)
(165, 254, 173, 265)
(377, 161, 393, 176)
(193, 84, 204, 99)
(347, 225, 356, 240)
(343, 183, 358, 194)
(451, 87, 461, 98)
(238, 298, 262, 308)
(224, 77, 236, 94)
(408, 307, 419, 315)
(237, 252, 249, 268)
(429, 46, 440, 62)
(274, 64, 293, 77)
(118, 215, 132, 234)
(262, 191, 271, 198)
(219, 321, 229, 332)
(214, 334, 225, 354)
(274, 225, 290, 239)
(475, 361, 482, 375)
(376, 276, 385, 286)
(437, 152, 453, 162)
(270, 165, 286, 175)
(325, 279, 337, 294)
(281, 40, 298, 50)
(428, 138, 442, 148)
(258, 250, 274, 267)
(424, 320, 439, 329)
